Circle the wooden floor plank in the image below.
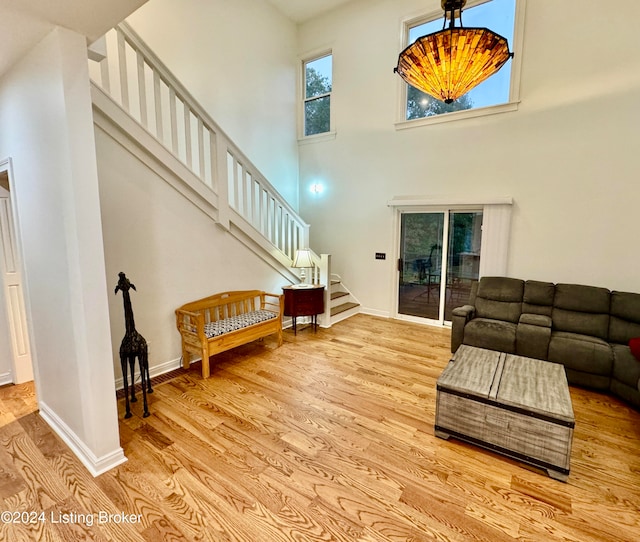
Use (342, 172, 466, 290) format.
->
(0, 314, 639, 540)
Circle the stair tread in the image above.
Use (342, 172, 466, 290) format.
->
(331, 302, 360, 317)
(330, 291, 349, 300)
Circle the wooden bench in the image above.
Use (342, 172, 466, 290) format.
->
(175, 290, 283, 378)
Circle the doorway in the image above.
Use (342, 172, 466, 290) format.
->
(0, 163, 33, 384)
(397, 210, 482, 324)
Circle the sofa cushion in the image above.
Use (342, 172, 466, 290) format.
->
(552, 283, 610, 340)
(552, 308, 610, 341)
(554, 283, 611, 313)
(522, 280, 555, 316)
(477, 276, 524, 302)
(608, 291, 640, 344)
(474, 277, 524, 323)
(548, 331, 613, 378)
(463, 318, 517, 354)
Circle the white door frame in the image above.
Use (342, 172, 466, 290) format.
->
(0, 158, 33, 384)
(389, 196, 513, 325)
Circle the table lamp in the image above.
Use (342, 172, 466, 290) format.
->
(292, 249, 314, 288)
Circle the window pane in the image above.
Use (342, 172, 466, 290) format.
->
(305, 55, 332, 99)
(305, 96, 330, 136)
(406, 0, 515, 120)
(407, 86, 475, 120)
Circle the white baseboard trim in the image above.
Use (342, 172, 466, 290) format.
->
(0, 372, 13, 387)
(360, 307, 390, 318)
(39, 401, 127, 477)
(114, 356, 182, 390)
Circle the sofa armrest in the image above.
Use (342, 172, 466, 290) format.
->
(519, 313, 552, 328)
(451, 305, 476, 353)
(452, 305, 475, 320)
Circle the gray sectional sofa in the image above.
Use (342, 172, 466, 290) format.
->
(451, 277, 640, 409)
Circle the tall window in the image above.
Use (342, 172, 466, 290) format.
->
(404, 0, 516, 120)
(304, 54, 332, 136)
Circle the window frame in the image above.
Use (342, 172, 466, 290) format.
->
(395, 0, 526, 130)
(299, 50, 336, 143)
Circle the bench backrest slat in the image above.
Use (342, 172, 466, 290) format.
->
(176, 290, 276, 322)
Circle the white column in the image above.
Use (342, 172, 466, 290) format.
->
(0, 27, 125, 475)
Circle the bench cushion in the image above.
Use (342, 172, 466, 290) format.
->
(204, 310, 277, 338)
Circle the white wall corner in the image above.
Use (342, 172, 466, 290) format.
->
(39, 401, 127, 477)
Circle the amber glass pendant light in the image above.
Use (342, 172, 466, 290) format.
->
(394, 0, 513, 103)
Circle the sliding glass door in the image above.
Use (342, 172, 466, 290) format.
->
(398, 213, 445, 320)
(398, 210, 482, 323)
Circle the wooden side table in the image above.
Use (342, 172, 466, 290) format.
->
(282, 285, 325, 334)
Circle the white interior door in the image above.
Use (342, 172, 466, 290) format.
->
(0, 184, 33, 384)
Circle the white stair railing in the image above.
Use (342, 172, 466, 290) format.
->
(88, 24, 352, 327)
(88, 23, 308, 262)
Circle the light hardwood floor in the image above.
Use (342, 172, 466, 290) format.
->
(1, 314, 639, 541)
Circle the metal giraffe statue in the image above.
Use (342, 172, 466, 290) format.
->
(115, 272, 152, 418)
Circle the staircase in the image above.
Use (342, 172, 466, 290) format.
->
(329, 276, 360, 324)
(88, 23, 359, 327)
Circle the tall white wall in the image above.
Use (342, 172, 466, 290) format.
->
(0, 28, 124, 474)
(95, 125, 291, 379)
(125, 0, 300, 209)
(297, 0, 640, 315)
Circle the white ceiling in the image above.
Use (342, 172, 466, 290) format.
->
(266, 0, 354, 23)
(0, 0, 351, 79)
(0, 0, 147, 78)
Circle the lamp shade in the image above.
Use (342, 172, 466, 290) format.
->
(292, 249, 314, 268)
(395, 27, 512, 104)
(394, 0, 513, 104)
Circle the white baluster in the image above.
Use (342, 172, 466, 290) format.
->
(117, 30, 129, 110)
(153, 71, 163, 142)
(136, 52, 147, 128)
(184, 103, 192, 168)
(169, 88, 178, 155)
(197, 118, 205, 179)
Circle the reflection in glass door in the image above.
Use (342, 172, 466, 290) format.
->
(397, 211, 482, 323)
(398, 213, 444, 320)
(444, 212, 483, 321)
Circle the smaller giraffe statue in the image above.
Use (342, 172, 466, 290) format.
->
(115, 272, 152, 418)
